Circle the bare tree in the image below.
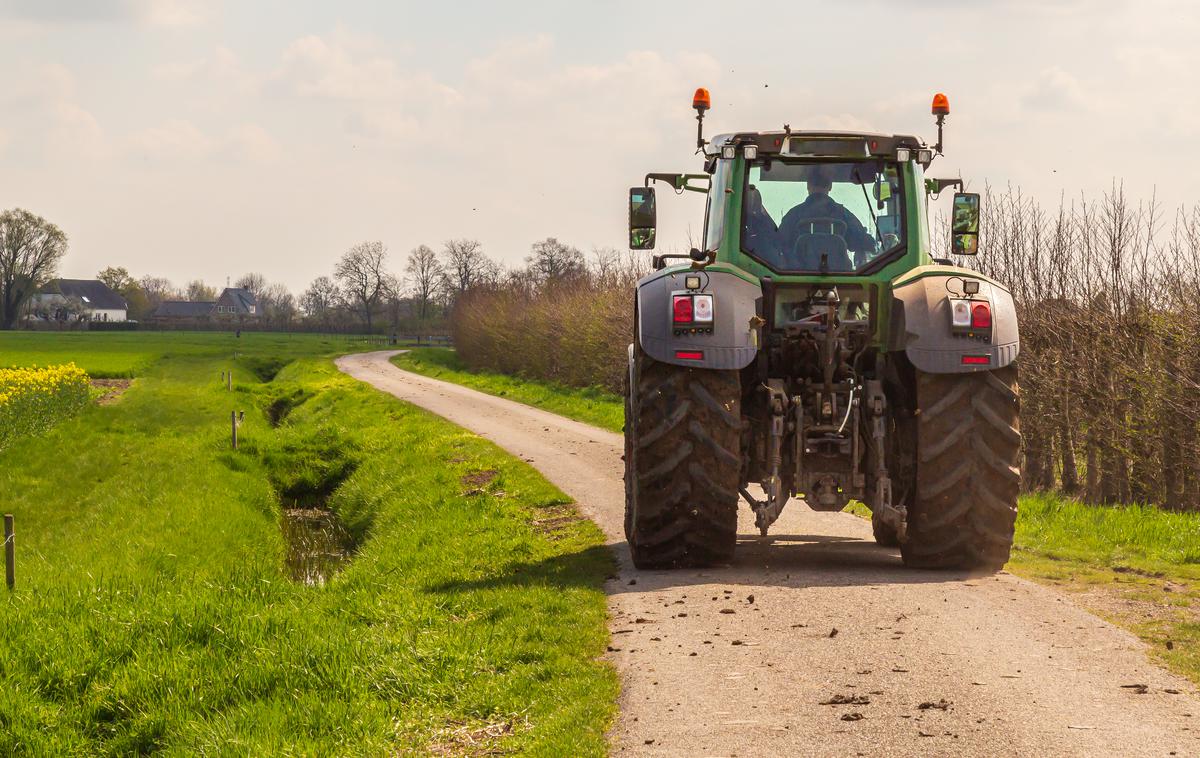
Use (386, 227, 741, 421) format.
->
(301, 275, 341, 326)
(138, 276, 178, 307)
(259, 282, 296, 326)
(186, 279, 217, 302)
(235, 272, 267, 296)
(335, 240, 389, 332)
(441, 239, 492, 295)
(405, 244, 443, 320)
(526, 237, 586, 285)
(381, 273, 409, 329)
(0, 208, 68, 329)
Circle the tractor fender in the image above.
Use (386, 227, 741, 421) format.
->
(888, 266, 1019, 373)
(636, 266, 762, 369)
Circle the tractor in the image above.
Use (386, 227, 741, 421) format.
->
(624, 89, 1019, 571)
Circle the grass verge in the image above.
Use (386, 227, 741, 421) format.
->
(0, 333, 615, 755)
(391, 348, 624, 433)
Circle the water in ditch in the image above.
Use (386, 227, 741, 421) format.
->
(280, 505, 354, 585)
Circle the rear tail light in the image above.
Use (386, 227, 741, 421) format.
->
(675, 350, 704, 360)
(962, 355, 990, 365)
(673, 296, 693, 323)
(692, 294, 714, 323)
(971, 302, 991, 329)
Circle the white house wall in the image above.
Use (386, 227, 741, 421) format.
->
(88, 308, 127, 322)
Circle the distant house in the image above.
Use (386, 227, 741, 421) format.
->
(214, 288, 258, 317)
(29, 279, 128, 322)
(151, 288, 258, 321)
(152, 301, 219, 319)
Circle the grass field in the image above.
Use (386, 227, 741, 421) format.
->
(0, 333, 615, 755)
(393, 350, 1200, 687)
(391, 348, 624, 433)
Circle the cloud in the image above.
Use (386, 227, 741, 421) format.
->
(128, 119, 283, 163)
(1021, 66, 1091, 112)
(153, 46, 241, 83)
(224, 124, 281, 163)
(274, 32, 459, 105)
(0, 0, 210, 28)
(0, 63, 110, 160)
(129, 119, 212, 158)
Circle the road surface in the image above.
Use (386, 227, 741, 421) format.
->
(338, 350, 1200, 757)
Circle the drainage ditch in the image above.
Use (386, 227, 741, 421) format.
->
(260, 427, 361, 585)
(280, 498, 355, 585)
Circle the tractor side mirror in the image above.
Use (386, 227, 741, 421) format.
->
(629, 186, 657, 250)
(951, 192, 980, 256)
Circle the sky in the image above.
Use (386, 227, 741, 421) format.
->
(1, 0, 1197, 294)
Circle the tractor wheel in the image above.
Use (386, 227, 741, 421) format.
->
(871, 510, 901, 547)
(901, 365, 1020, 571)
(624, 344, 741, 569)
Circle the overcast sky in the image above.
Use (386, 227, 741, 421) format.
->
(1, 0, 1196, 293)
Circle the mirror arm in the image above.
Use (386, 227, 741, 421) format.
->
(926, 178, 964, 199)
(652, 253, 695, 271)
(644, 173, 711, 194)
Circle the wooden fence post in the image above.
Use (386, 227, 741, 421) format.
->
(4, 514, 14, 590)
(227, 370, 232, 391)
(231, 411, 238, 450)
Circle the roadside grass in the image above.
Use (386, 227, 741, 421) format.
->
(0, 334, 615, 755)
(1011, 493, 1200, 578)
(391, 348, 624, 433)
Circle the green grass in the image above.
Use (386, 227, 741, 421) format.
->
(0, 333, 615, 755)
(1012, 492, 1200, 578)
(391, 348, 624, 433)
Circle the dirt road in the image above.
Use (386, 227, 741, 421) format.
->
(338, 351, 1199, 757)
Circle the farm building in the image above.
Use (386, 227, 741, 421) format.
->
(29, 279, 128, 322)
(151, 288, 259, 322)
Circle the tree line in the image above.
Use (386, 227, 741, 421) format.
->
(945, 186, 1200, 511)
(0, 204, 602, 333)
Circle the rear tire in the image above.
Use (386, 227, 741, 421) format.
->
(624, 344, 741, 569)
(901, 365, 1020, 571)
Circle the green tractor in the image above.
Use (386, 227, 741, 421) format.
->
(624, 89, 1019, 571)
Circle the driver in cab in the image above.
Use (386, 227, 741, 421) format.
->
(776, 165, 875, 271)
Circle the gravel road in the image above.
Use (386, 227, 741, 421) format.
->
(338, 350, 1200, 757)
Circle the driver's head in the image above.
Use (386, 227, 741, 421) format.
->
(807, 165, 833, 196)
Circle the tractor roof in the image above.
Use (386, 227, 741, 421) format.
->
(708, 130, 925, 160)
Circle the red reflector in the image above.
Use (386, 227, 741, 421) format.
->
(675, 350, 704, 360)
(962, 355, 990, 365)
(971, 302, 991, 329)
(673, 295, 693, 323)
